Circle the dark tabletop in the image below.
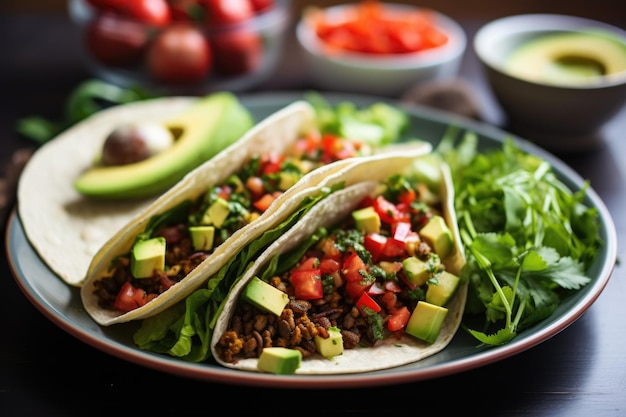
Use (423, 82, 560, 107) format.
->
(1, 5, 626, 416)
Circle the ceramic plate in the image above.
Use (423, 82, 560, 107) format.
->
(5, 92, 617, 388)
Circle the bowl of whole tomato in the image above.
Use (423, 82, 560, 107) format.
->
(69, 0, 291, 94)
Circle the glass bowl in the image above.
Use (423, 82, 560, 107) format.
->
(68, 0, 291, 95)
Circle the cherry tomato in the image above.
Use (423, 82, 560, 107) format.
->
(146, 23, 212, 83)
(211, 31, 262, 75)
(249, 0, 274, 13)
(85, 13, 148, 66)
(88, 0, 171, 27)
(203, 0, 254, 26)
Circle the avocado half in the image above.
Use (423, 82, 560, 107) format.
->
(74, 92, 254, 199)
(505, 31, 626, 86)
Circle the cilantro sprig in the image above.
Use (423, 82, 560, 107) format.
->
(438, 129, 602, 345)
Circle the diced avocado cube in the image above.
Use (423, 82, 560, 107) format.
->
(426, 270, 460, 306)
(402, 256, 432, 287)
(405, 301, 448, 344)
(242, 276, 289, 316)
(352, 206, 381, 234)
(257, 347, 302, 375)
(420, 215, 454, 258)
(202, 197, 230, 228)
(130, 237, 166, 279)
(278, 171, 300, 191)
(315, 327, 344, 359)
(189, 225, 215, 251)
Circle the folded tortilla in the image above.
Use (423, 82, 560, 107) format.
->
(17, 97, 200, 287)
(80, 100, 433, 326)
(211, 159, 466, 374)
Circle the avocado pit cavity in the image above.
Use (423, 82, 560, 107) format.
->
(101, 122, 174, 166)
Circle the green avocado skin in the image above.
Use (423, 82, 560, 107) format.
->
(74, 92, 254, 200)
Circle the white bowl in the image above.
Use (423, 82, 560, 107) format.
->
(474, 14, 626, 151)
(296, 3, 467, 97)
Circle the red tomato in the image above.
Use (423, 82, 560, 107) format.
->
(249, 0, 274, 13)
(319, 258, 341, 274)
(387, 306, 411, 332)
(88, 0, 171, 27)
(342, 252, 368, 283)
(146, 23, 212, 83)
(252, 191, 280, 212)
(168, 0, 203, 21)
(373, 195, 410, 224)
(295, 256, 320, 271)
(356, 292, 381, 315)
(204, 0, 254, 25)
(86, 0, 127, 12)
(290, 269, 323, 300)
(345, 280, 370, 300)
(118, 0, 171, 26)
(211, 31, 262, 75)
(364, 232, 387, 262)
(85, 14, 148, 66)
(113, 282, 148, 313)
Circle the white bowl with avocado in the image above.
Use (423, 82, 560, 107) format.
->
(474, 14, 626, 151)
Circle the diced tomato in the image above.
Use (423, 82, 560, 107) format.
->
(381, 236, 406, 259)
(356, 292, 381, 315)
(317, 237, 342, 261)
(319, 258, 341, 274)
(364, 232, 387, 262)
(384, 279, 403, 292)
(295, 256, 320, 271)
(392, 221, 412, 242)
(260, 152, 284, 175)
(367, 282, 385, 295)
(345, 280, 371, 300)
(387, 306, 411, 332)
(113, 282, 149, 313)
(342, 252, 368, 283)
(373, 195, 410, 224)
(245, 176, 265, 198)
(253, 191, 280, 212)
(290, 269, 323, 300)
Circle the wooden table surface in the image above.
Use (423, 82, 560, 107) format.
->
(1, 4, 625, 416)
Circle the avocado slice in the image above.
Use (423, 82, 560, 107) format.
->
(242, 276, 289, 316)
(405, 301, 448, 344)
(130, 237, 166, 279)
(420, 215, 454, 258)
(257, 347, 302, 374)
(402, 256, 433, 287)
(426, 270, 460, 307)
(314, 326, 344, 359)
(74, 92, 254, 199)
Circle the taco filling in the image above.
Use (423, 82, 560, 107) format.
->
(92, 114, 383, 315)
(214, 171, 465, 368)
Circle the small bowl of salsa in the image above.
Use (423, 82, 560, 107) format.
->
(295, 1, 467, 97)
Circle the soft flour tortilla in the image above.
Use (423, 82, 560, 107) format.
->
(211, 160, 466, 374)
(79, 100, 433, 326)
(17, 97, 200, 287)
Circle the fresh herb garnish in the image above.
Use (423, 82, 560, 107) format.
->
(438, 130, 602, 345)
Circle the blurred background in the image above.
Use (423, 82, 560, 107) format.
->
(0, 0, 623, 24)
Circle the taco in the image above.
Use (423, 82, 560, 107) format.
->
(210, 158, 466, 374)
(80, 99, 433, 326)
(17, 93, 253, 287)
